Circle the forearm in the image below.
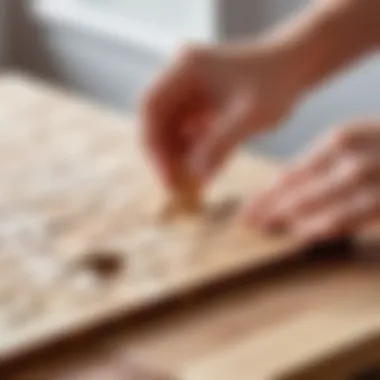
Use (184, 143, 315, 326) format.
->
(261, 0, 380, 95)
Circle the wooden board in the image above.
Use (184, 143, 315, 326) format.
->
(123, 261, 380, 380)
(0, 73, 305, 364)
(0, 73, 379, 380)
(6, 260, 380, 380)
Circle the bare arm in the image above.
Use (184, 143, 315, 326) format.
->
(142, 0, 380, 197)
(262, 0, 380, 95)
(245, 0, 380, 237)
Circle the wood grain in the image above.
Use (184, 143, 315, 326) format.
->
(1, 73, 379, 380)
(0, 73, 304, 365)
(120, 262, 380, 380)
(8, 261, 380, 380)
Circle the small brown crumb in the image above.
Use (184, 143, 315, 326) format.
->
(79, 249, 125, 280)
(205, 198, 240, 225)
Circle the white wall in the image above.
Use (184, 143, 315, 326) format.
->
(255, 55, 380, 157)
(24, 0, 313, 111)
(98, 0, 217, 41)
(17, 0, 380, 159)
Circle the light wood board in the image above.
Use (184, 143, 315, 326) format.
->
(0, 73, 304, 364)
(7, 261, 380, 380)
(124, 261, 380, 380)
(1, 73, 379, 380)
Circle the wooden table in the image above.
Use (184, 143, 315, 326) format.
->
(0, 73, 379, 380)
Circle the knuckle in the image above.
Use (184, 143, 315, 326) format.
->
(344, 156, 371, 184)
(329, 126, 356, 151)
(353, 189, 380, 218)
(360, 191, 378, 210)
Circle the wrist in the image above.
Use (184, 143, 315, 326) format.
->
(261, 0, 380, 97)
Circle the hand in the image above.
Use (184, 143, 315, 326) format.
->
(245, 120, 380, 241)
(141, 42, 303, 191)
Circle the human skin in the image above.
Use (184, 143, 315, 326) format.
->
(141, 0, 380, 239)
(246, 120, 380, 240)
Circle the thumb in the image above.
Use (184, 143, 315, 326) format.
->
(189, 97, 252, 182)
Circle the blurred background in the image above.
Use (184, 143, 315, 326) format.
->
(1, 0, 380, 158)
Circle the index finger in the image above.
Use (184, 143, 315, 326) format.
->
(141, 56, 197, 189)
